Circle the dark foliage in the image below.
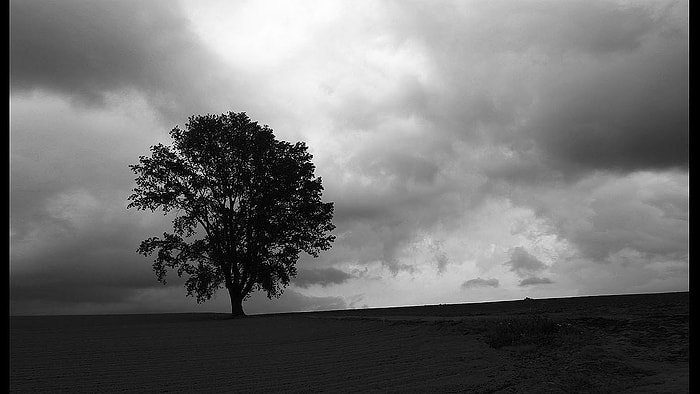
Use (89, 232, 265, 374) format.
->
(128, 112, 335, 316)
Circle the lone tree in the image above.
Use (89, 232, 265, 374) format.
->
(128, 112, 335, 317)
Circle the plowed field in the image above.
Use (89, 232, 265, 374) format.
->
(10, 292, 688, 393)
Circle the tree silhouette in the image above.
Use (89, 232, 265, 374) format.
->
(128, 112, 335, 317)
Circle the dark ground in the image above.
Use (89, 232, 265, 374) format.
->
(10, 291, 688, 393)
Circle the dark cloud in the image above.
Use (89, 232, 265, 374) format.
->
(461, 278, 500, 289)
(516, 171, 688, 263)
(518, 277, 554, 287)
(9, 203, 350, 315)
(387, 0, 665, 57)
(9, 0, 688, 315)
(321, 141, 486, 275)
(326, 74, 431, 133)
(9, 0, 240, 316)
(10, 213, 165, 314)
(8, 95, 167, 243)
(293, 268, 355, 288)
(503, 247, 548, 278)
(327, 185, 464, 274)
(9, 0, 234, 122)
(377, 0, 688, 175)
(366, 152, 440, 187)
(528, 38, 688, 174)
(306, 0, 687, 281)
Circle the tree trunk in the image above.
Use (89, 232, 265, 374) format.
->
(228, 288, 246, 318)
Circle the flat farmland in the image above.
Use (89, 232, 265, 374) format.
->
(10, 292, 688, 393)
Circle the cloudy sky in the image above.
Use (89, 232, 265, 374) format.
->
(10, 0, 688, 316)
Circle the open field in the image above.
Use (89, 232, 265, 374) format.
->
(10, 292, 688, 393)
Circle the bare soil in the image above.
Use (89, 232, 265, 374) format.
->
(10, 292, 688, 393)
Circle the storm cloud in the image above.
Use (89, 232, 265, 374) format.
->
(10, 0, 237, 122)
(10, 0, 688, 315)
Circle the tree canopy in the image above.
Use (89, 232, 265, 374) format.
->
(128, 112, 335, 316)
